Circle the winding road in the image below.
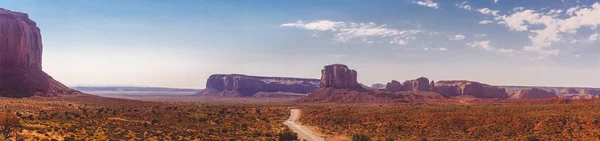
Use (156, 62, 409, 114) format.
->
(284, 109, 325, 141)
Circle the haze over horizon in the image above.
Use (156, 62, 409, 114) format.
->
(1, 0, 599, 89)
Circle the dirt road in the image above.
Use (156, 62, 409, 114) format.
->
(284, 109, 325, 141)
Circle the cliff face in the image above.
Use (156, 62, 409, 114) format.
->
(0, 8, 76, 97)
(320, 64, 361, 89)
(196, 74, 320, 97)
(510, 88, 556, 99)
(435, 80, 508, 98)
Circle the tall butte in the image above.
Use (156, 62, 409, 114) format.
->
(0, 8, 76, 97)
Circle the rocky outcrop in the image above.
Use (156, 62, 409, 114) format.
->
(320, 64, 361, 89)
(196, 74, 320, 97)
(371, 83, 386, 89)
(301, 64, 445, 103)
(510, 88, 556, 99)
(385, 80, 404, 92)
(398, 77, 434, 91)
(0, 8, 77, 97)
(434, 80, 508, 98)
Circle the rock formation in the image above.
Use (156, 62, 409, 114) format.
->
(0, 8, 77, 97)
(510, 88, 556, 99)
(398, 77, 434, 91)
(196, 74, 320, 97)
(500, 86, 600, 99)
(385, 80, 404, 92)
(434, 80, 508, 98)
(301, 64, 445, 103)
(320, 64, 361, 89)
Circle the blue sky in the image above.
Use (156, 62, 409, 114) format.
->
(1, 0, 599, 88)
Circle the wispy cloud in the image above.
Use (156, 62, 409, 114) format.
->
(467, 40, 516, 54)
(479, 20, 493, 24)
(589, 33, 599, 41)
(414, 0, 439, 9)
(448, 34, 466, 40)
(281, 20, 422, 45)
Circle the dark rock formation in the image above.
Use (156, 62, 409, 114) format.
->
(510, 88, 556, 99)
(434, 80, 508, 98)
(385, 80, 404, 92)
(196, 74, 320, 97)
(320, 64, 361, 89)
(371, 83, 386, 89)
(0, 8, 77, 97)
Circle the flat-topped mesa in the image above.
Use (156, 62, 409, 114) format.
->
(435, 80, 508, 98)
(197, 74, 320, 97)
(0, 8, 77, 97)
(320, 64, 362, 89)
(510, 88, 557, 99)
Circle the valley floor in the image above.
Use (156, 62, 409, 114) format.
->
(1, 95, 600, 140)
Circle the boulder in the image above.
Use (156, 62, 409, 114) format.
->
(320, 64, 361, 89)
(0, 8, 77, 97)
(196, 74, 320, 97)
(434, 80, 508, 98)
(511, 88, 556, 99)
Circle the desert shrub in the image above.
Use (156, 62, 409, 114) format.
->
(0, 112, 22, 138)
(277, 129, 298, 141)
(352, 133, 371, 141)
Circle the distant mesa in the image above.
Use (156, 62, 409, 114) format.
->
(435, 80, 509, 99)
(370, 83, 386, 89)
(196, 74, 320, 97)
(500, 86, 600, 100)
(0, 8, 78, 97)
(510, 88, 556, 99)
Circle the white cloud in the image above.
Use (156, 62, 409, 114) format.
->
(456, 1, 472, 10)
(439, 48, 448, 51)
(467, 40, 493, 50)
(589, 33, 599, 41)
(494, 0, 499, 4)
(478, 8, 500, 16)
(423, 48, 430, 50)
(498, 2, 600, 55)
(575, 54, 580, 57)
(479, 20, 494, 24)
(449, 34, 466, 40)
(280, 20, 345, 31)
(414, 0, 439, 9)
(467, 40, 516, 54)
(566, 6, 580, 16)
(281, 20, 423, 44)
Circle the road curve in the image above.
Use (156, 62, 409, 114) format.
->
(284, 109, 325, 141)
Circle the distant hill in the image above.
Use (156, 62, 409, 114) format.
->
(72, 86, 200, 95)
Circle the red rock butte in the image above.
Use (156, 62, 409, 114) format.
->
(0, 8, 76, 97)
(320, 64, 362, 89)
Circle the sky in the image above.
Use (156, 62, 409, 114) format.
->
(1, 0, 599, 88)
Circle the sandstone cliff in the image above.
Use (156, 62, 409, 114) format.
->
(434, 80, 508, 98)
(320, 64, 362, 89)
(196, 74, 320, 97)
(0, 8, 77, 97)
(510, 88, 556, 99)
